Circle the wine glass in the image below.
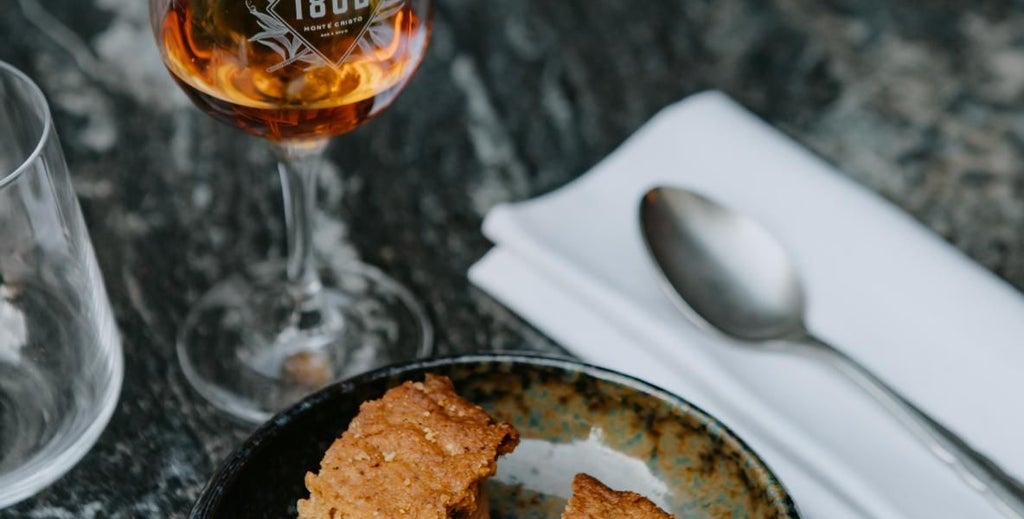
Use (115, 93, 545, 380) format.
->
(149, 0, 433, 422)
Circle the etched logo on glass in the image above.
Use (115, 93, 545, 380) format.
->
(246, 0, 406, 71)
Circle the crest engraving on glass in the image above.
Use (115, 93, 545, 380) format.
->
(246, 0, 405, 72)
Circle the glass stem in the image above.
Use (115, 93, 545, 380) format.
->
(275, 140, 328, 304)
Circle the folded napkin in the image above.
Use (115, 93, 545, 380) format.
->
(469, 92, 1024, 518)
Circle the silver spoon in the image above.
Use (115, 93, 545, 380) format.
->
(639, 186, 1024, 518)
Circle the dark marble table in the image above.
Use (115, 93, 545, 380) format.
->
(2, 0, 1023, 516)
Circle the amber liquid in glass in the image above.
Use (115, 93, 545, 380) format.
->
(159, 0, 428, 140)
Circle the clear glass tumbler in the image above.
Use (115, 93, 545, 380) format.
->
(0, 61, 124, 508)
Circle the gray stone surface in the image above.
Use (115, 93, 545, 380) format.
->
(0, 0, 1022, 516)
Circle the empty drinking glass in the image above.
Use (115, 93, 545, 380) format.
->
(0, 60, 124, 508)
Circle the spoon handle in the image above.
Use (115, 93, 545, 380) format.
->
(800, 334, 1024, 518)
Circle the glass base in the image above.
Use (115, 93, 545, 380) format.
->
(177, 261, 432, 423)
(0, 342, 122, 508)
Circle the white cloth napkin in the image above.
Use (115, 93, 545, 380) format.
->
(468, 91, 1024, 519)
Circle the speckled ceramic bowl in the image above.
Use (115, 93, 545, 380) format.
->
(191, 354, 799, 518)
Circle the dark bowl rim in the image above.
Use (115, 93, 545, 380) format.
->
(191, 352, 800, 517)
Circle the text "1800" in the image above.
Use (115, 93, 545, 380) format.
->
(295, 0, 370, 20)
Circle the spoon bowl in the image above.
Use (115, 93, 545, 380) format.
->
(640, 187, 805, 342)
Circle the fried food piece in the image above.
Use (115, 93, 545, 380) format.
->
(297, 374, 520, 519)
(562, 473, 675, 519)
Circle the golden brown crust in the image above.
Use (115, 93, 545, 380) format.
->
(561, 473, 675, 519)
(458, 486, 490, 519)
(297, 374, 520, 518)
